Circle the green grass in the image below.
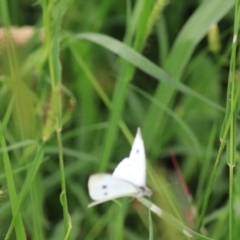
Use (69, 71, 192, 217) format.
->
(0, 0, 239, 239)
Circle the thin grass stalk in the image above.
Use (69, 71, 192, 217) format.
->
(99, 73, 132, 172)
(0, 99, 26, 240)
(57, 129, 72, 240)
(0, 0, 10, 25)
(84, 205, 118, 240)
(227, 1, 240, 238)
(113, 201, 124, 240)
(0, 0, 20, 80)
(196, 137, 226, 231)
(5, 145, 43, 239)
(30, 177, 45, 240)
(1, 136, 27, 240)
(133, 0, 155, 49)
(197, 75, 240, 231)
(148, 208, 153, 240)
(195, 125, 218, 206)
(41, 0, 71, 237)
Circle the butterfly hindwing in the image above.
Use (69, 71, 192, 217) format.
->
(88, 174, 142, 202)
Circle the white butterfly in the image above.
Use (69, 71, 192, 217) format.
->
(88, 128, 152, 207)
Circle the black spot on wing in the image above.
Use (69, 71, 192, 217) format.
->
(102, 185, 108, 196)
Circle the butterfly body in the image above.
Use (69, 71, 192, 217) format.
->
(88, 128, 151, 207)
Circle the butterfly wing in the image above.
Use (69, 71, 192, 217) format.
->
(88, 174, 142, 207)
(113, 128, 146, 187)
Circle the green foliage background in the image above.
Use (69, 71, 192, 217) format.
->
(0, 0, 239, 239)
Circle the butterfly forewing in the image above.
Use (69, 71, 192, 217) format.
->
(113, 128, 146, 187)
